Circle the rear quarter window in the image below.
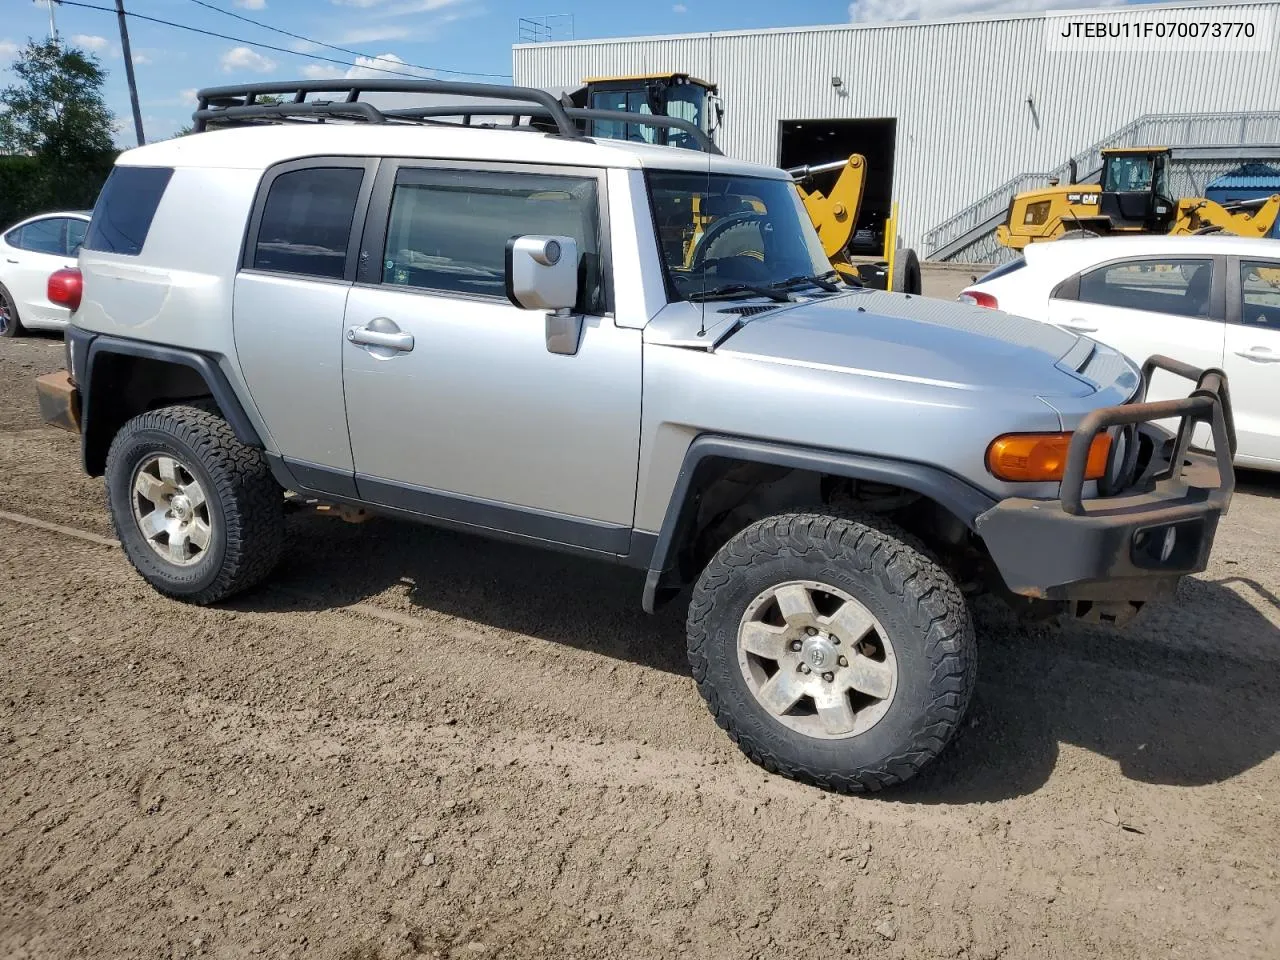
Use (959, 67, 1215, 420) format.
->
(83, 166, 174, 256)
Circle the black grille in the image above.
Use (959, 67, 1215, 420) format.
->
(717, 305, 778, 317)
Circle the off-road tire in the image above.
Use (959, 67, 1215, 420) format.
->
(105, 404, 283, 604)
(0, 283, 22, 338)
(890, 248, 922, 295)
(687, 510, 976, 792)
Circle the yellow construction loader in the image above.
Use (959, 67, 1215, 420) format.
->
(997, 147, 1280, 250)
(564, 74, 921, 293)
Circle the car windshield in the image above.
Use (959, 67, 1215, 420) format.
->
(646, 170, 833, 301)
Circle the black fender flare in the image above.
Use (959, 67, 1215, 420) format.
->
(640, 435, 997, 613)
(75, 329, 263, 476)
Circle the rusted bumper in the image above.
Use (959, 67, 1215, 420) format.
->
(35, 370, 81, 434)
(975, 356, 1234, 606)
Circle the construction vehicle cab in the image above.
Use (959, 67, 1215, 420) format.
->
(568, 74, 721, 150)
(1096, 148, 1177, 231)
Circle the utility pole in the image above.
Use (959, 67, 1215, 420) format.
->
(44, 0, 59, 41)
(114, 0, 146, 146)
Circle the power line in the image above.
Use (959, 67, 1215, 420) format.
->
(50, 0, 512, 79)
(181, 0, 493, 79)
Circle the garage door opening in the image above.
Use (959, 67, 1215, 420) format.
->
(778, 118, 896, 255)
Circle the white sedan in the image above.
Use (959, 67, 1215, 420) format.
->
(0, 210, 92, 337)
(962, 234, 1280, 471)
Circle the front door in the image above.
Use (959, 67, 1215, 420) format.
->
(1224, 257, 1280, 466)
(341, 162, 642, 552)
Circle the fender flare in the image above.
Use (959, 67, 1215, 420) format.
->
(77, 330, 263, 475)
(640, 435, 998, 613)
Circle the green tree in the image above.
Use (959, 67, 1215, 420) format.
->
(0, 39, 117, 224)
(0, 39, 114, 160)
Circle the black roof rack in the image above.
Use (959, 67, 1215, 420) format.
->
(191, 78, 721, 154)
(385, 104, 721, 155)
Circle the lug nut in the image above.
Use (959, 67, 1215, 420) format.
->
(830, 636, 840, 645)
(837, 655, 849, 667)
(822, 672, 835, 683)
(805, 627, 818, 636)
(799, 664, 812, 674)
(790, 640, 802, 652)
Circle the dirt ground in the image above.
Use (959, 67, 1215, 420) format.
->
(2, 329, 1279, 960)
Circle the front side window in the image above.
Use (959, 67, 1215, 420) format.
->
(1239, 260, 1280, 330)
(646, 170, 832, 301)
(253, 167, 364, 280)
(380, 168, 605, 314)
(1077, 258, 1215, 319)
(84, 166, 174, 256)
(10, 218, 65, 255)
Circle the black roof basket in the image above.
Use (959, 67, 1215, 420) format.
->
(192, 79, 721, 154)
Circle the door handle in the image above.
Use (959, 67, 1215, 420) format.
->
(347, 323, 414, 352)
(1234, 348, 1280, 363)
(5, 258, 17, 264)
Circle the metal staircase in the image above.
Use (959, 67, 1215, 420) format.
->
(924, 111, 1280, 264)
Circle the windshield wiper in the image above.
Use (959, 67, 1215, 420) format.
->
(688, 283, 793, 303)
(771, 271, 842, 293)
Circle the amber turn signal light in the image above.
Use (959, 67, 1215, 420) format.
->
(986, 432, 1112, 482)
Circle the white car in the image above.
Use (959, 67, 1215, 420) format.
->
(963, 235, 1280, 470)
(0, 210, 92, 337)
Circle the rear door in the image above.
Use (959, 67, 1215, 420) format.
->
(1045, 255, 1226, 404)
(1, 216, 82, 327)
(1224, 257, 1280, 466)
(232, 158, 376, 491)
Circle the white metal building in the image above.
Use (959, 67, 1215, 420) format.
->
(513, 1, 1280, 261)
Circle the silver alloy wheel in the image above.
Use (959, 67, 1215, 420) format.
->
(131, 454, 213, 567)
(737, 580, 897, 739)
(0, 294, 11, 335)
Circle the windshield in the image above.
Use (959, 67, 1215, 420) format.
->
(1103, 155, 1154, 193)
(646, 170, 832, 300)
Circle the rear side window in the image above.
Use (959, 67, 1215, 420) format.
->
(252, 167, 364, 280)
(84, 166, 174, 256)
(1077, 258, 1215, 319)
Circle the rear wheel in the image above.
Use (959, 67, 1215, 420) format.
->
(890, 248, 921, 295)
(687, 510, 976, 792)
(0, 284, 22, 338)
(105, 404, 283, 604)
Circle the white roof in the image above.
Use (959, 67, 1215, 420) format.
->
(1023, 233, 1280, 269)
(118, 122, 787, 179)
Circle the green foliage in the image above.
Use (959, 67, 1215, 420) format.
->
(0, 39, 118, 227)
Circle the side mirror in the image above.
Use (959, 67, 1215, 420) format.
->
(504, 235, 578, 312)
(505, 235, 582, 356)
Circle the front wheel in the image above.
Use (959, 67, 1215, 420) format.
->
(0, 284, 22, 338)
(687, 511, 976, 792)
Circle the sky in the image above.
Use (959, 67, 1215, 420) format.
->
(2, 0, 1152, 143)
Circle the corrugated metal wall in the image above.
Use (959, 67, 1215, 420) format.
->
(513, 3, 1280, 255)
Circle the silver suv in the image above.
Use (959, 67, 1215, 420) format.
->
(37, 80, 1236, 792)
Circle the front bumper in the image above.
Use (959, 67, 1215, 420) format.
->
(975, 355, 1234, 606)
(35, 370, 81, 434)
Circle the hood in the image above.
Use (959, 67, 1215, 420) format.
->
(705, 288, 1098, 398)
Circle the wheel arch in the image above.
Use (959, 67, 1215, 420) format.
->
(79, 332, 263, 476)
(641, 435, 997, 613)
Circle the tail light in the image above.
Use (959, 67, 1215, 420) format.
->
(48, 268, 83, 312)
(960, 289, 999, 308)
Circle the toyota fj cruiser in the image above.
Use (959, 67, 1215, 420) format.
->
(37, 81, 1236, 792)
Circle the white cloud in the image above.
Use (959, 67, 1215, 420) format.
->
(0, 39, 18, 61)
(848, 0, 1125, 22)
(133, 53, 151, 66)
(338, 26, 411, 44)
(180, 87, 200, 105)
(301, 53, 431, 82)
(330, 0, 465, 13)
(234, 0, 267, 8)
(673, 3, 687, 11)
(71, 34, 110, 52)
(220, 46, 278, 73)
(302, 63, 346, 80)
